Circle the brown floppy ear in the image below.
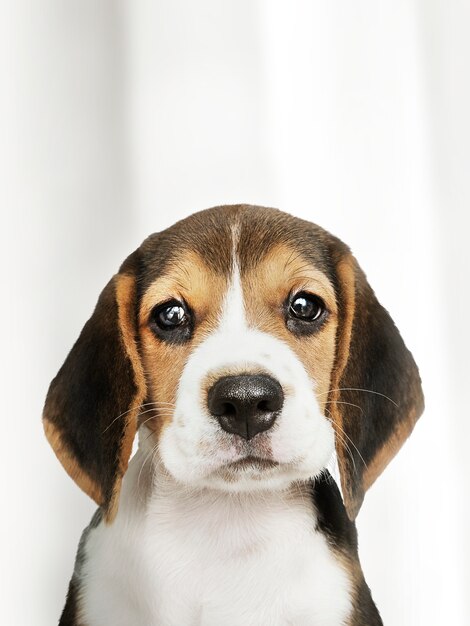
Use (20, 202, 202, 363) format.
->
(43, 251, 146, 522)
(329, 250, 424, 520)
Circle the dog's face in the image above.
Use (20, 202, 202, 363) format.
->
(43, 206, 424, 521)
(141, 241, 338, 492)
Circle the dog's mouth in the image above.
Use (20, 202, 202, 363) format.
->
(211, 455, 282, 484)
(225, 455, 279, 471)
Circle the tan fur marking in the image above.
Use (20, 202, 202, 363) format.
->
(139, 251, 226, 326)
(338, 552, 371, 626)
(139, 251, 229, 437)
(241, 243, 338, 409)
(328, 257, 357, 513)
(105, 274, 148, 523)
(43, 419, 104, 505)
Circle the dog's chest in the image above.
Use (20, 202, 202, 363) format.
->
(80, 477, 352, 626)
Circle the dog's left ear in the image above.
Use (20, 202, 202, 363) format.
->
(328, 243, 424, 520)
(43, 250, 146, 522)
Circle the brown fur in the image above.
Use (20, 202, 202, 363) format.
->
(328, 255, 358, 518)
(139, 251, 229, 436)
(107, 273, 147, 521)
(43, 420, 103, 505)
(242, 242, 338, 410)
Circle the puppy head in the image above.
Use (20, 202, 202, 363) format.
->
(43, 205, 424, 521)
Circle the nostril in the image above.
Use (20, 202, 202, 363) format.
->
(257, 388, 283, 414)
(209, 400, 236, 417)
(221, 402, 236, 417)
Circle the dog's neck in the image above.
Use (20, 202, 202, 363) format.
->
(123, 428, 320, 549)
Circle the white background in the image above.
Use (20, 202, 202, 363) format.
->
(1, 2, 469, 625)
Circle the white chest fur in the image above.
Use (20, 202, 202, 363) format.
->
(80, 453, 352, 626)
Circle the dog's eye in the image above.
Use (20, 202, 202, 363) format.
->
(149, 300, 192, 344)
(153, 301, 188, 330)
(288, 293, 326, 330)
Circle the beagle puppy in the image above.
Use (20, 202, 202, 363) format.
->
(44, 205, 424, 626)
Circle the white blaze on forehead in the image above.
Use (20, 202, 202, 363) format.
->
(218, 223, 247, 332)
(218, 262, 247, 332)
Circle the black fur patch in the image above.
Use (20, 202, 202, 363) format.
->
(312, 473, 383, 626)
(313, 471, 358, 553)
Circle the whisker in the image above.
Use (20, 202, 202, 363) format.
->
(283, 249, 304, 271)
(150, 401, 176, 406)
(139, 415, 162, 429)
(102, 401, 176, 434)
(319, 387, 399, 408)
(324, 399, 364, 416)
(138, 409, 175, 425)
(138, 439, 166, 495)
(325, 408, 368, 470)
(325, 409, 358, 473)
(334, 432, 357, 473)
(288, 276, 319, 285)
(136, 407, 171, 418)
(137, 441, 159, 492)
(102, 403, 150, 434)
(289, 262, 315, 275)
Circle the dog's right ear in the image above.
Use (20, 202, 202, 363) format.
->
(43, 250, 146, 522)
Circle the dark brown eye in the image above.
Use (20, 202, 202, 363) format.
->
(152, 301, 189, 331)
(150, 299, 192, 344)
(289, 293, 325, 322)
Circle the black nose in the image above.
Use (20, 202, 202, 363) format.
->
(207, 374, 284, 440)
